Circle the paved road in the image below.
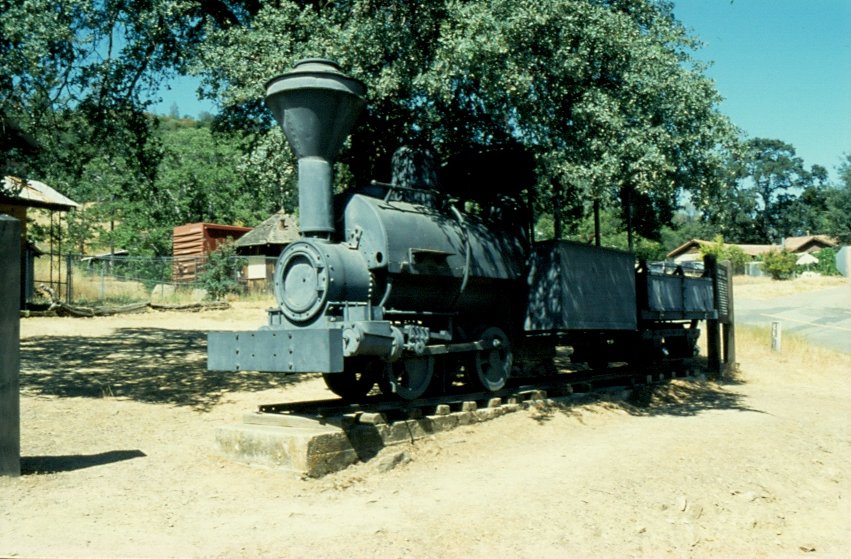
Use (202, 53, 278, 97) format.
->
(735, 284, 851, 354)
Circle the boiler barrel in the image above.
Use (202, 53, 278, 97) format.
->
(343, 193, 527, 314)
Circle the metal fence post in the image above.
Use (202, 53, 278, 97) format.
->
(66, 253, 73, 304)
(1, 214, 21, 476)
(101, 262, 106, 302)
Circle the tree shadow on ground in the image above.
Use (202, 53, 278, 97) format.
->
(20, 328, 308, 411)
(620, 374, 762, 417)
(21, 450, 147, 475)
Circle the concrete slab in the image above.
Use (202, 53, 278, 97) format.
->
(216, 392, 550, 476)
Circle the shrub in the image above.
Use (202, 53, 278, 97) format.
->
(761, 249, 797, 280)
(699, 235, 750, 274)
(199, 241, 244, 300)
(807, 247, 840, 276)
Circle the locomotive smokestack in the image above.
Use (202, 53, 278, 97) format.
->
(265, 59, 366, 238)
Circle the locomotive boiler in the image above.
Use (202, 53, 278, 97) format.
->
(208, 59, 730, 401)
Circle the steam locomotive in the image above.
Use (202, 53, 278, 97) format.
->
(208, 59, 729, 401)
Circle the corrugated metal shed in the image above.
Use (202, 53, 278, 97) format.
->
(172, 222, 251, 283)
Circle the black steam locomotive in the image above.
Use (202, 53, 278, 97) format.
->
(208, 59, 730, 401)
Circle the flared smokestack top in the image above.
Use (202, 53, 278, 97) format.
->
(265, 59, 367, 237)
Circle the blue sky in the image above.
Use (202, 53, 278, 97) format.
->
(153, 0, 851, 179)
(673, 0, 851, 178)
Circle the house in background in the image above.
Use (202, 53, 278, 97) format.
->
(172, 222, 251, 283)
(667, 236, 839, 275)
(234, 210, 299, 290)
(0, 176, 78, 307)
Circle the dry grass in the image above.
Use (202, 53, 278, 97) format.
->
(733, 274, 848, 300)
(72, 274, 150, 303)
(733, 323, 851, 383)
(32, 256, 278, 306)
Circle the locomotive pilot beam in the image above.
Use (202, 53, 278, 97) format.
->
(207, 59, 735, 401)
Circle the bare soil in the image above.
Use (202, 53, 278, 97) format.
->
(2, 286, 850, 558)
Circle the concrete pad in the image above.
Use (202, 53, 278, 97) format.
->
(216, 397, 528, 477)
(216, 423, 360, 477)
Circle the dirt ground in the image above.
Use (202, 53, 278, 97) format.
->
(2, 281, 850, 558)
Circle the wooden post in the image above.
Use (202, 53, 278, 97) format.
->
(624, 186, 633, 252)
(706, 257, 736, 377)
(722, 261, 736, 369)
(1, 214, 21, 476)
(704, 255, 722, 376)
(552, 179, 562, 240)
(66, 252, 73, 304)
(593, 199, 601, 247)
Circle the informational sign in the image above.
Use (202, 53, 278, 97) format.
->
(246, 256, 267, 280)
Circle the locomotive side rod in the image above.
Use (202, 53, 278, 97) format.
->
(418, 339, 492, 356)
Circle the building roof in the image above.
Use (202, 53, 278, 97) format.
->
(666, 239, 776, 260)
(667, 235, 839, 261)
(782, 235, 837, 253)
(235, 211, 299, 249)
(1, 175, 78, 211)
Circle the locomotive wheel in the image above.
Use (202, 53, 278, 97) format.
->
(322, 359, 380, 400)
(379, 357, 434, 400)
(467, 327, 512, 392)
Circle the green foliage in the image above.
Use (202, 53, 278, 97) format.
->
(198, 0, 737, 242)
(806, 247, 840, 276)
(701, 138, 829, 243)
(819, 154, 851, 244)
(761, 249, 797, 280)
(1, 1, 276, 256)
(537, 204, 666, 261)
(198, 241, 244, 300)
(699, 235, 749, 274)
(8, 0, 841, 258)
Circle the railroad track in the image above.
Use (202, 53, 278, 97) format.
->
(257, 360, 698, 422)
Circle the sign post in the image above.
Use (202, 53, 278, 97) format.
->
(0, 214, 21, 476)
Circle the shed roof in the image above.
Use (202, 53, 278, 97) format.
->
(1, 175, 78, 211)
(235, 211, 299, 249)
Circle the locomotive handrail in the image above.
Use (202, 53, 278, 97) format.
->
(448, 204, 471, 295)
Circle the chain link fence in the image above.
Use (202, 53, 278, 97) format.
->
(30, 253, 278, 306)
